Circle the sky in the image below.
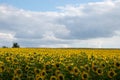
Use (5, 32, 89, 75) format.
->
(0, 0, 103, 11)
(0, 0, 120, 48)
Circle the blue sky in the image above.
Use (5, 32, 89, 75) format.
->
(0, 0, 120, 48)
(0, 0, 103, 11)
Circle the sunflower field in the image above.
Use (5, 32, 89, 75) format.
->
(0, 48, 120, 80)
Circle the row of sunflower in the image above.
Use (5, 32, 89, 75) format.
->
(0, 48, 120, 80)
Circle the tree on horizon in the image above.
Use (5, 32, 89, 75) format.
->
(12, 43, 20, 48)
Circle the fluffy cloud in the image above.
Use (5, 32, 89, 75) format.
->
(56, 0, 120, 39)
(0, 0, 120, 47)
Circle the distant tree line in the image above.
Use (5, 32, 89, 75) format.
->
(2, 42, 20, 48)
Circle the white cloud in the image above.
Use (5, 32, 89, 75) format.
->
(0, 33, 14, 39)
(0, 0, 120, 47)
(0, 32, 15, 47)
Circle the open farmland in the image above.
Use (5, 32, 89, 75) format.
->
(0, 48, 120, 80)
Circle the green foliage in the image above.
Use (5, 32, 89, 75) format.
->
(12, 43, 20, 48)
(2, 46, 8, 48)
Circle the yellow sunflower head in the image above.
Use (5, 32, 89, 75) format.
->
(114, 60, 120, 69)
(0, 65, 5, 73)
(50, 76, 57, 80)
(81, 71, 89, 80)
(36, 76, 45, 80)
(12, 76, 21, 80)
(25, 65, 30, 71)
(0, 61, 4, 66)
(100, 62, 106, 69)
(84, 64, 90, 72)
(92, 64, 98, 72)
(108, 70, 116, 78)
(57, 73, 64, 80)
(96, 68, 103, 76)
(27, 75, 35, 80)
(55, 69, 61, 76)
(34, 68, 40, 74)
(73, 66, 80, 76)
(40, 70, 46, 77)
(54, 62, 61, 69)
(14, 68, 23, 77)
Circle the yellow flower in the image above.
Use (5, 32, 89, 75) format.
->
(114, 60, 120, 69)
(40, 70, 46, 77)
(14, 68, 23, 77)
(12, 76, 21, 80)
(55, 70, 61, 76)
(91, 62, 98, 72)
(25, 65, 30, 71)
(34, 68, 40, 74)
(0, 65, 5, 73)
(50, 76, 57, 80)
(35, 74, 40, 79)
(92, 60, 98, 66)
(0, 61, 4, 66)
(81, 71, 89, 80)
(6, 57, 12, 62)
(66, 65, 73, 74)
(100, 62, 106, 69)
(44, 63, 52, 71)
(108, 70, 116, 78)
(73, 66, 80, 76)
(12, 58, 19, 65)
(27, 75, 35, 80)
(57, 73, 64, 80)
(54, 62, 61, 69)
(84, 64, 90, 72)
(36, 76, 45, 80)
(96, 68, 103, 76)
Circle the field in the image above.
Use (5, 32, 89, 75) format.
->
(0, 48, 120, 80)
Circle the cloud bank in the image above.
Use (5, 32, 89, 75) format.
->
(0, 0, 120, 48)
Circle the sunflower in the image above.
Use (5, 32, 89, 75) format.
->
(55, 70, 61, 76)
(44, 63, 52, 72)
(35, 74, 40, 79)
(44, 64, 50, 70)
(22, 74, 28, 79)
(114, 60, 120, 69)
(91, 61, 98, 68)
(108, 70, 116, 78)
(92, 66, 98, 72)
(34, 68, 40, 74)
(36, 76, 45, 80)
(73, 66, 80, 76)
(81, 71, 89, 80)
(84, 64, 90, 72)
(40, 70, 46, 77)
(6, 57, 12, 62)
(100, 62, 106, 69)
(54, 62, 61, 69)
(91, 61, 98, 72)
(12, 76, 21, 80)
(66, 65, 73, 74)
(14, 68, 23, 77)
(57, 73, 64, 80)
(96, 68, 103, 76)
(0, 65, 5, 73)
(0, 61, 4, 65)
(50, 76, 57, 80)
(27, 75, 35, 80)
(25, 65, 30, 71)
(12, 58, 19, 65)
(27, 70, 34, 76)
